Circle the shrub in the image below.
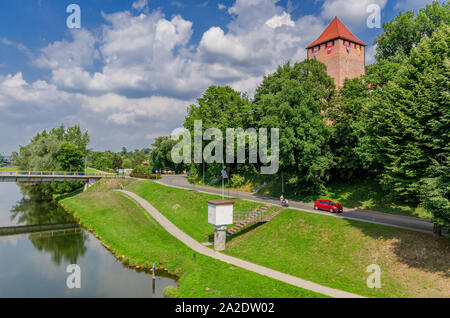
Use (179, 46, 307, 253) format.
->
(230, 174, 246, 188)
(132, 165, 152, 175)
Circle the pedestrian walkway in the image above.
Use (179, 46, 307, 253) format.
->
(117, 189, 364, 298)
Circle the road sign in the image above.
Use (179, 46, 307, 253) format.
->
(221, 169, 228, 179)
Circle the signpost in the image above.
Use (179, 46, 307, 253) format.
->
(221, 166, 228, 200)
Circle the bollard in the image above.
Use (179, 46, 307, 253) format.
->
(213, 225, 227, 251)
(152, 263, 156, 280)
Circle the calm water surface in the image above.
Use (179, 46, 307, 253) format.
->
(0, 182, 177, 297)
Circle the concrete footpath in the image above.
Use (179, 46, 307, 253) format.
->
(157, 175, 434, 234)
(117, 189, 364, 298)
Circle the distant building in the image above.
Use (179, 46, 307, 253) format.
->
(307, 17, 366, 87)
(117, 169, 133, 175)
(1, 156, 13, 164)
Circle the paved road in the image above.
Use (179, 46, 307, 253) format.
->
(157, 175, 434, 234)
(118, 189, 363, 298)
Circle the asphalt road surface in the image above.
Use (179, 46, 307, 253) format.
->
(157, 175, 434, 234)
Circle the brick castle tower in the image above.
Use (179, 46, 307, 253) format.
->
(307, 17, 366, 87)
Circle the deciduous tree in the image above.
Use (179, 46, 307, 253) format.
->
(253, 59, 335, 193)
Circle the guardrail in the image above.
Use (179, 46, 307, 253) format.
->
(0, 171, 109, 177)
(129, 173, 161, 179)
(0, 223, 80, 236)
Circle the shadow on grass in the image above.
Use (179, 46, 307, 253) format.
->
(228, 222, 267, 241)
(343, 217, 450, 275)
(206, 222, 267, 244)
(55, 187, 84, 202)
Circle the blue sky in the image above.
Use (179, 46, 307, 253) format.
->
(0, 0, 437, 154)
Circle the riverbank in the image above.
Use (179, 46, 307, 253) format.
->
(0, 181, 176, 297)
(128, 180, 450, 298)
(59, 178, 325, 298)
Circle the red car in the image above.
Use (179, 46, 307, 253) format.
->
(314, 200, 343, 213)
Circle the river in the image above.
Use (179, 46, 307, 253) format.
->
(0, 182, 177, 297)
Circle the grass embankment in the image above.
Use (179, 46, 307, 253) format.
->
(190, 176, 430, 219)
(59, 178, 324, 298)
(189, 177, 256, 193)
(256, 177, 430, 219)
(130, 180, 265, 242)
(0, 166, 18, 171)
(129, 181, 450, 298)
(85, 167, 117, 175)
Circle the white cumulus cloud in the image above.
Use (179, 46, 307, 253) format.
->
(1, 0, 379, 152)
(321, 0, 387, 31)
(265, 12, 295, 28)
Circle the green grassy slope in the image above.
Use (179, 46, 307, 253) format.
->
(129, 180, 264, 242)
(60, 178, 324, 298)
(129, 180, 449, 298)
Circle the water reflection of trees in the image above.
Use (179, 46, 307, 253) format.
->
(30, 233, 88, 265)
(9, 184, 87, 265)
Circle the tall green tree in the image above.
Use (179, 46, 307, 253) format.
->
(364, 58, 403, 89)
(421, 157, 450, 233)
(131, 150, 146, 168)
(57, 142, 85, 171)
(16, 125, 89, 172)
(15, 125, 90, 195)
(356, 24, 450, 201)
(375, 1, 449, 60)
(328, 78, 368, 178)
(149, 136, 181, 171)
(111, 153, 123, 170)
(253, 59, 335, 193)
(122, 158, 132, 169)
(64, 125, 90, 154)
(184, 86, 253, 181)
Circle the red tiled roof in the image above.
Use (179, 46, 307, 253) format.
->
(306, 17, 366, 49)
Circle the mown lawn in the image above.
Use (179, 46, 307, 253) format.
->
(129, 180, 265, 242)
(60, 178, 323, 298)
(130, 180, 450, 298)
(225, 209, 449, 298)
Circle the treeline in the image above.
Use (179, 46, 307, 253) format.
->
(15, 125, 89, 196)
(150, 2, 449, 229)
(130, 136, 189, 175)
(87, 147, 152, 173)
(0, 155, 7, 167)
(13, 124, 154, 195)
(14, 124, 154, 176)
